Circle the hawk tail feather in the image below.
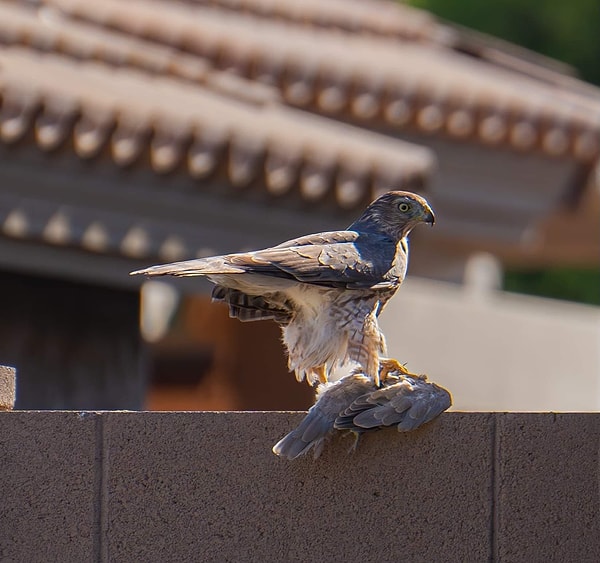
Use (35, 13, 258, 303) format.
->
(130, 256, 243, 277)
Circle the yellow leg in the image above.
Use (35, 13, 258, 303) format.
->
(315, 364, 328, 385)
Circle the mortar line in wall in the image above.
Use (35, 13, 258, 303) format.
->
(101, 413, 110, 563)
(93, 414, 102, 563)
(489, 414, 499, 563)
(93, 413, 108, 563)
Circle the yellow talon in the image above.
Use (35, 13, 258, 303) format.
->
(378, 358, 421, 384)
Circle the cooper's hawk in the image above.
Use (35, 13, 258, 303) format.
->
(272, 371, 452, 460)
(131, 191, 434, 386)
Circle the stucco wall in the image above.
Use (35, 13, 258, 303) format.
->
(380, 278, 600, 411)
(1, 411, 599, 562)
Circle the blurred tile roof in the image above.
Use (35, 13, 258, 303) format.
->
(0, 0, 598, 269)
(0, 45, 433, 204)
(22, 0, 600, 162)
(0, 0, 437, 210)
(184, 0, 437, 40)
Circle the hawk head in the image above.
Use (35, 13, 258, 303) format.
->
(350, 191, 435, 239)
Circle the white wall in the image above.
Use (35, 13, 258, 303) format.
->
(379, 277, 600, 411)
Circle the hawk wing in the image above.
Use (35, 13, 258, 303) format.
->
(131, 230, 402, 291)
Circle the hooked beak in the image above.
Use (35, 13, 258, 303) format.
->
(423, 206, 435, 226)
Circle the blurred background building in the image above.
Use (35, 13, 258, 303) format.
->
(0, 0, 598, 410)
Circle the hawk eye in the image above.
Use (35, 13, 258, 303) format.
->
(398, 202, 411, 212)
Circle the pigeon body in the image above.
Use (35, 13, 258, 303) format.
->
(273, 372, 452, 460)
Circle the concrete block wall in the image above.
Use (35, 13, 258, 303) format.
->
(1, 412, 599, 562)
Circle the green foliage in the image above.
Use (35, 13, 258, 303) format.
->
(409, 0, 600, 85)
(504, 268, 600, 305)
